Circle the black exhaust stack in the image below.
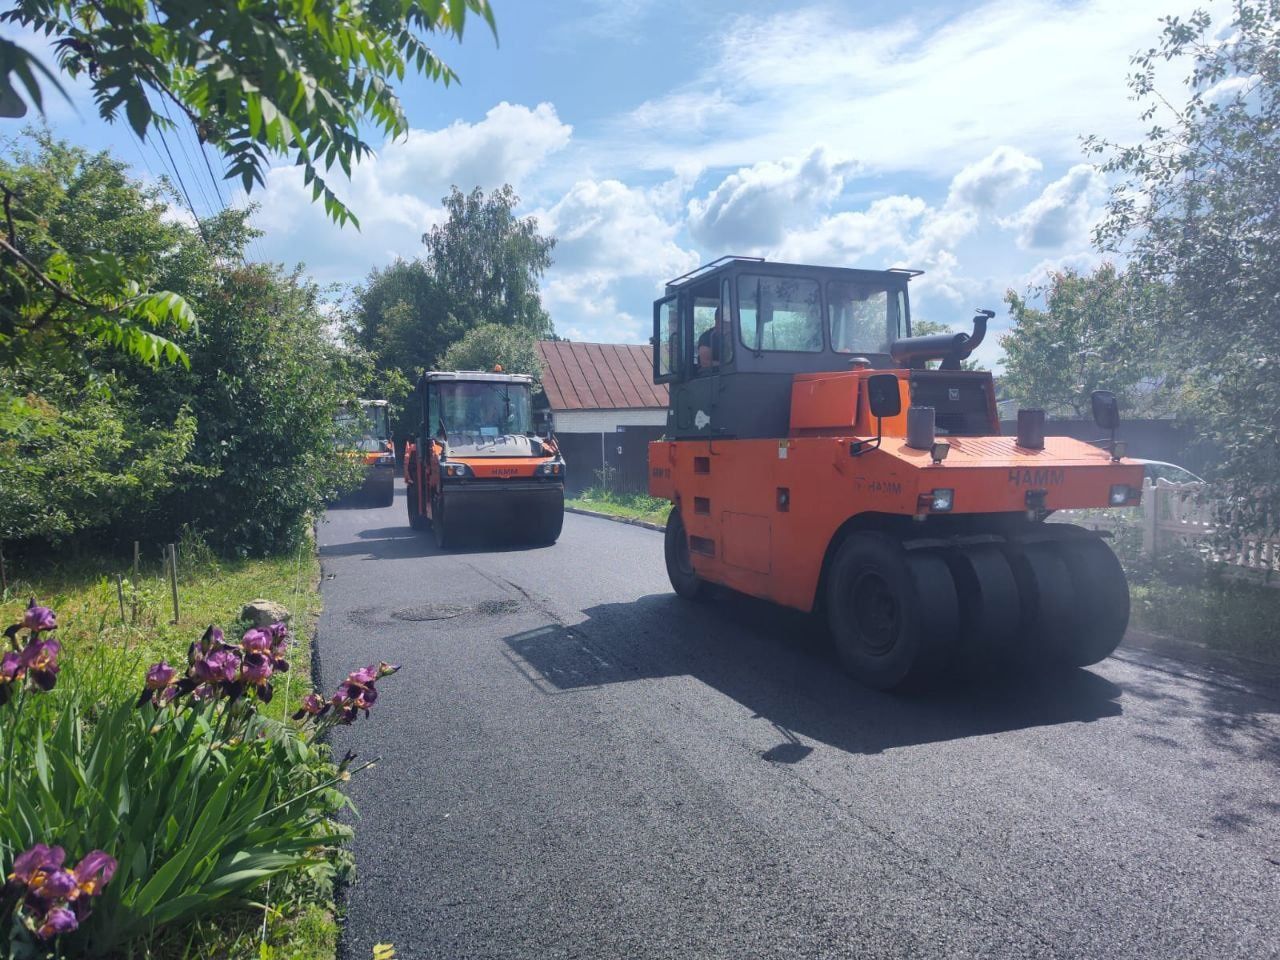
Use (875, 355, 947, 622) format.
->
(890, 309, 993, 370)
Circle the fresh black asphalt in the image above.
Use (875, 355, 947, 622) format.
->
(317, 481, 1280, 960)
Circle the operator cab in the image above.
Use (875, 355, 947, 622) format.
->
(653, 257, 991, 440)
(414, 371, 549, 458)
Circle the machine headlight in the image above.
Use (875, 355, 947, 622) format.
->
(536, 461, 564, 476)
(1109, 483, 1139, 505)
(930, 488, 954, 512)
(444, 462, 471, 478)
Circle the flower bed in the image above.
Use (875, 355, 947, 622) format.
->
(0, 585, 394, 958)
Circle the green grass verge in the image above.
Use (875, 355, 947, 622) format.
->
(1129, 575, 1280, 665)
(1, 535, 340, 960)
(567, 487, 670, 527)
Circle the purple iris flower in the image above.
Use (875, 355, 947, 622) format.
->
(376, 661, 401, 678)
(191, 683, 217, 702)
(0, 651, 21, 705)
(241, 652, 273, 685)
(268, 621, 290, 644)
(36, 905, 77, 940)
(71, 851, 117, 897)
(21, 603, 57, 634)
(7, 844, 65, 889)
(241, 628, 273, 654)
(19, 639, 60, 691)
(291, 692, 329, 720)
(138, 660, 178, 708)
(194, 648, 240, 684)
(145, 661, 177, 690)
(36, 868, 77, 901)
(347, 665, 377, 686)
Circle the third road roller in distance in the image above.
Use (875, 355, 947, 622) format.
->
(647, 256, 1143, 690)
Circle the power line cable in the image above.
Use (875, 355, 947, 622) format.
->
(154, 123, 208, 245)
(154, 94, 218, 221)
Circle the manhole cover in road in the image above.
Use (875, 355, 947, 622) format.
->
(392, 604, 468, 622)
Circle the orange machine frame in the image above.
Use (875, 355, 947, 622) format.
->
(649, 368, 1142, 613)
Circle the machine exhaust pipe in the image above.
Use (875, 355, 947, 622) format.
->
(890, 309, 994, 370)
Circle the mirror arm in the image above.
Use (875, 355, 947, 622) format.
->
(850, 416, 884, 458)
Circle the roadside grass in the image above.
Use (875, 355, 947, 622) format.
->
(1129, 575, 1280, 665)
(1055, 509, 1280, 665)
(0, 536, 340, 960)
(567, 487, 670, 527)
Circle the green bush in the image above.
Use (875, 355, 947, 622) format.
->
(0, 135, 368, 560)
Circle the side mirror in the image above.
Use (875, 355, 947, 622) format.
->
(867, 374, 902, 419)
(1091, 390, 1120, 431)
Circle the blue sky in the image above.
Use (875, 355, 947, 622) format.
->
(5, 0, 1218, 367)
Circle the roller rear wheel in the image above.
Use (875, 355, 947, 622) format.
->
(1001, 540, 1076, 662)
(664, 507, 705, 600)
(432, 493, 457, 549)
(531, 501, 564, 545)
(943, 544, 1021, 660)
(1055, 536, 1129, 666)
(825, 533, 959, 690)
(406, 482, 429, 530)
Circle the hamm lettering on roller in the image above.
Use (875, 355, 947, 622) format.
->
(1008, 468, 1065, 487)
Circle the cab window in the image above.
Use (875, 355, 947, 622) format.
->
(738, 275, 823, 352)
(654, 296, 679, 381)
(692, 279, 733, 374)
(829, 281, 892, 354)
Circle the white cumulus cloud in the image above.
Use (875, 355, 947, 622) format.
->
(946, 146, 1043, 210)
(1004, 163, 1106, 249)
(687, 146, 857, 252)
(248, 102, 572, 281)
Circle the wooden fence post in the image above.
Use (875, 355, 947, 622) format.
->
(167, 543, 180, 624)
(1142, 481, 1159, 559)
(114, 574, 126, 621)
(131, 541, 139, 624)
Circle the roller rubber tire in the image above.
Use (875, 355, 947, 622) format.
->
(664, 507, 705, 600)
(1001, 540, 1076, 662)
(406, 483, 429, 530)
(943, 544, 1021, 660)
(825, 533, 959, 690)
(1055, 537, 1129, 666)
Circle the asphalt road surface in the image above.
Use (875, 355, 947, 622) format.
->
(317, 483, 1279, 960)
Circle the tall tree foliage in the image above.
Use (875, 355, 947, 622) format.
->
(0, 130, 194, 372)
(441, 322, 542, 380)
(0, 0, 494, 369)
(1086, 0, 1280, 523)
(350, 184, 555, 415)
(422, 185, 555, 336)
(1000, 265, 1170, 417)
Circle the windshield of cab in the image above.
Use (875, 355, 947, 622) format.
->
(433, 381, 533, 449)
(828, 281, 900, 354)
(334, 405, 388, 453)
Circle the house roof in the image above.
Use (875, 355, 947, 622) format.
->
(535, 340, 668, 411)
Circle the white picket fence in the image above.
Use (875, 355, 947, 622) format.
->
(1055, 479, 1280, 584)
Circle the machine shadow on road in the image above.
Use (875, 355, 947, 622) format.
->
(500, 590, 1125, 756)
(318, 523, 553, 561)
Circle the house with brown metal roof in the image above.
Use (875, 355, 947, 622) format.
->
(535, 340, 668, 433)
